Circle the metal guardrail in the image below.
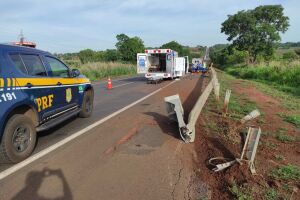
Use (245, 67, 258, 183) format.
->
(165, 68, 219, 143)
(164, 69, 263, 175)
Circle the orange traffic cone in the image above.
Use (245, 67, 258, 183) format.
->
(107, 77, 112, 90)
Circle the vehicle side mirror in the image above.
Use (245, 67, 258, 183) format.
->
(71, 69, 80, 77)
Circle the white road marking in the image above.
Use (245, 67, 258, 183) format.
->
(112, 82, 134, 89)
(93, 76, 140, 86)
(0, 80, 177, 180)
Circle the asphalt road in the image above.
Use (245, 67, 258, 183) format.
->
(0, 74, 207, 200)
(0, 75, 172, 172)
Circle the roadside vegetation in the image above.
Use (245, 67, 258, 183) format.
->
(275, 128, 295, 142)
(226, 63, 300, 87)
(280, 114, 300, 128)
(77, 62, 136, 81)
(200, 71, 299, 199)
(210, 44, 300, 98)
(270, 164, 300, 181)
(197, 5, 300, 199)
(210, 5, 300, 99)
(228, 183, 253, 200)
(210, 44, 300, 100)
(55, 34, 145, 80)
(216, 72, 258, 120)
(55, 34, 204, 81)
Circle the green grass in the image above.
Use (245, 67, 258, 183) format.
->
(264, 189, 279, 200)
(261, 127, 295, 143)
(197, 198, 208, 200)
(274, 155, 284, 161)
(275, 130, 295, 142)
(252, 81, 300, 111)
(282, 184, 292, 192)
(217, 72, 258, 120)
(225, 62, 300, 100)
(270, 164, 300, 181)
(280, 114, 300, 128)
(218, 69, 300, 111)
(228, 98, 258, 120)
(205, 121, 218, 132)
(257, 118, 266, 124)
(265, 141, 277, 150)
(229, 183, 253, 200)
(225, 63, 300, 89)
(260, 137, 277, 149)
(67, 61, 136, 81)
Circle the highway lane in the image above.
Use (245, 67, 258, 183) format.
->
(0, 75, 173, 171)
(0, 74, 205, 200)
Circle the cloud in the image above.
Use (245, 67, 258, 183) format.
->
(0, 0, 298, 52)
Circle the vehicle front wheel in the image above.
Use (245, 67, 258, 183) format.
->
(0, 114, 36, 163)
(79, 90, 94, 118)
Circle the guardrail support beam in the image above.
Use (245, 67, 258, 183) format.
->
(164, 95, 193, 143)
(164, 68, 217, 143)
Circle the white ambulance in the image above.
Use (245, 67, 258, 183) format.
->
(137, 49, 186, 81)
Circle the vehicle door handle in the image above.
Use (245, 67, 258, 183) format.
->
(57, 82, 62, 86)
(26, 83, 33, 88)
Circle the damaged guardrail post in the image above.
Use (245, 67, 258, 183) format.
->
(211, 68, 220, 101)
(213, 82, 220, 101)
(164, 68, 218, 143)
(164, 95, 189, 142)
(241, 109, 261, 124)
(223, 89, 231, 116)
(240, 127, 261, 174)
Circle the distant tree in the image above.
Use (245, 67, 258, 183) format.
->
(209, 44, 229, 66)
(115, 34, 130, 51)
(78, 49, 95, 64)
(210, 44, 230, 51)
(278, 42, 300, 49)
(189, 52, 203, 60)
(104, 49, 120, 62)
(221, 5, 289, 63)
(160, 41, 189, 56)
(116, 34, 145, 62)
(94, 51, 105, 62)
(210, 46, 248, 67)
(294, 49, 300, 56)
(282, 51, 298, 61)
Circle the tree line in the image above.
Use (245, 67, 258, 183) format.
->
(56, 34, 199, 64)
(57, 5, 295, 68)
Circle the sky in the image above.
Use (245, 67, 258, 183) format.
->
(0, 0, 299, 53)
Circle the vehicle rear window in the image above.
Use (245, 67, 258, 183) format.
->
(9, 54, 28, 74)
(20, 54, 47, 76)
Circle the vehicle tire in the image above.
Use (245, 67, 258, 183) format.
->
(0, 114, 36, 163)
(79, 90, 94, 118)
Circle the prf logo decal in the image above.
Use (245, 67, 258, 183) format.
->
(35, 94, 54, 112)
(66, 88, 72, 103)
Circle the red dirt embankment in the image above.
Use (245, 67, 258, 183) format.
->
(191, 74, 299, 199)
